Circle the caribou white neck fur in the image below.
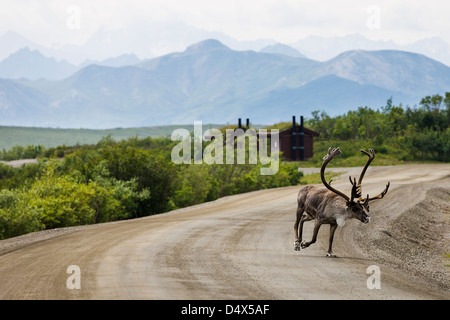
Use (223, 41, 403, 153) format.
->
(336, 214, 348, 227)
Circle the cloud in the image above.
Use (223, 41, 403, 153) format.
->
(0, 0, 449, 46)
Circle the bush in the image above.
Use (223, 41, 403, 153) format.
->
(0, 161, 150, 239)
(61, 144, 174, 215)
(0, 189, 42, 239)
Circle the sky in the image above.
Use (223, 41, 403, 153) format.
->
(0, 0, 449, 47)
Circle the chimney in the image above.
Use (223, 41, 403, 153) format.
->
(300, 116, 304, 161)
(292, 116, 296, 161)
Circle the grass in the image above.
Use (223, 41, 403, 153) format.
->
(0, 124, 224, 150)
(298, 171, 343, 185)
(445, 254, 450, 268)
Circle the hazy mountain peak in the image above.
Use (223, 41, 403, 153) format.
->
(0, 47, 77, 80)
(259, 43, 307, 59)
(320, 49, 450, 95)
(292, 33, 450, 66)
(99, 53, 142, 67)
(333, 48, 439, 63)
(9, 46, 40, 58)
(185, 39, 229, 52)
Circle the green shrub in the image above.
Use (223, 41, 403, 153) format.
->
(0, 160, 150, 239)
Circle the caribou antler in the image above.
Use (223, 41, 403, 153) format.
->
(354, 148, 390, 208)
(357, 148, 375, 186)
(321, 148, 360, 203)
(349, 176, 362, 203)
(368, 182, 390, 201)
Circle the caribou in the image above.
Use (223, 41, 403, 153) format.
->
(293, 147, 390, 257)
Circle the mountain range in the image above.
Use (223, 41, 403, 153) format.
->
(2, 25, 450, 66)
(0, 47, 143, 81)
(0, 39, 449, 129)
(292, 34, 450, 67)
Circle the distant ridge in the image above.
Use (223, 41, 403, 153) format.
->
(260, 43, 307, 59)
(0, 47, 144, 80)
(186, 39, 230, 52)
(0, 47, 77, 80)
(0, 39, 449, 129)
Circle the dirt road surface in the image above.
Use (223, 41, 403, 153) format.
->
(0, 159, 38, 167)
(0, 164, 449, 300)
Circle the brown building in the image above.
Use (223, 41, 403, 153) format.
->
(278, 122, 319, 161)
(207, 117, 319, 162)
(242, 116, 319, 161)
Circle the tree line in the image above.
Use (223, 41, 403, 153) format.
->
(306, 93, 449, 164)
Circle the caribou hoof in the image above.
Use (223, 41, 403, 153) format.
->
(326, 252, 337, 258)
(294, 240, 301, 251)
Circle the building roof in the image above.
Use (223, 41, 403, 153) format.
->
(204, 125, 320, 138)
(279, 125, 320, 137)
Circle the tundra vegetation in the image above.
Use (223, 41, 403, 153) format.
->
(0, 94, 448, 239)
(0, 136, 301, 239)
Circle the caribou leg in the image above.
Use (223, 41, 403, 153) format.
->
(298, 214, 313, 245)
(294, 205, 314, 251)
(301, 219, 322, 249)
(293, 206, 304, 251)
(326, 223, 338, 258)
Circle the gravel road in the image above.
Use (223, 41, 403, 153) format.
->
(0, 164, 448, 300)
(0, 159, 38, 167)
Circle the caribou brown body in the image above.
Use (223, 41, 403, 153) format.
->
(293, 147, 390, 257)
